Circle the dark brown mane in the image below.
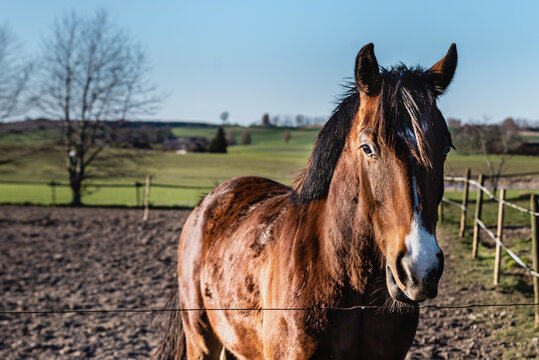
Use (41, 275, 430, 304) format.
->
(291, 65, 452, 204)
(289, 88, 358, 204)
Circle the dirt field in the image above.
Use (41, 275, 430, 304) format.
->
(0, 206, 185, 359)
(0, 205, 520, 359)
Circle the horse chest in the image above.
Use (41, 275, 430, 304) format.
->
(259, 303, 418, 360)
(309, 309, 419, 360)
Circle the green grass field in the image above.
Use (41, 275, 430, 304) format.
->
(0, 129, 63, 145)
(0, 126, 318, 206)
(0, 125, 538, 206)
(437, 195, 539, 358)
(437, 221, 539, 358)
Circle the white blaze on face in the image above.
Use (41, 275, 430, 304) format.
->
(402, 177, 441, 280)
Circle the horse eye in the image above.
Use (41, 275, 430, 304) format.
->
(361, 144, 374, 157)
(442, 146, 451, 156)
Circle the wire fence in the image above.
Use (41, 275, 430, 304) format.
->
(444, 176, 539, 216)
(441, 170, 539, 327)
(442, 174, 539, 276)
(0, 177, 215, 208)
(1, 171, 539, 322)
(0, 179, 214, 190)
(3, 302, 539, 316)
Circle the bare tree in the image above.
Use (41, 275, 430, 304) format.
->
(37, 10, 164, 205)
(262, 113, 270, 127)
(283, 129, 291, 144)
(0, 24, 35, 166)
(240, 130, 251, 145)
(447, 118, 461, 128)
(453, 119, 522, 194)
(271, 115, 281, 127)
(226, 130, 236, 145)
(0, 23, 32, 121)
(295, 114, 305, 128)
(220, 111, 229, 124)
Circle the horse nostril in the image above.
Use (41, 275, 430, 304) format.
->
(422, 253, 444, 298)
(436, 251, 444, 277)
(423, 267, 441, 298)
(395, 250, 409, 286)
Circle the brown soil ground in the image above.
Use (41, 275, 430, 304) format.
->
(0, 205, 530, 359)
(0, 206, 185, 359)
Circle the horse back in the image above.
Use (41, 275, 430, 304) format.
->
(178, 175, 291, 291)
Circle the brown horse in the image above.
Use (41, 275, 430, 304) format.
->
(156, 43, 457, 360)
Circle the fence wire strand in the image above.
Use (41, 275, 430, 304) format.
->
(444, 176, 539, 216)
(1, 175, 538, 317)
(474, 218, 539, 278)
(443, 175, 539, 279)
(442, 197, 466, 211)
(3, 303, 539, 316)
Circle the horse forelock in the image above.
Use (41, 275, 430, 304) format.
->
(376, 65, 451, 169)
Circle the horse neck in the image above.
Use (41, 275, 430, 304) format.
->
(318, 142, 378, 293)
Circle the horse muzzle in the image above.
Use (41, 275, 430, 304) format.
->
(386, 249, 444, 303)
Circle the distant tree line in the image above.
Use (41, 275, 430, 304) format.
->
(450, 117, 525, 155)
(257, 113, 326, 128)
(208, 127, 254, 153)
(449, 117, 531, 194)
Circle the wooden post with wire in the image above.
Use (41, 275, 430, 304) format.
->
(143, 176, 151, 221)
(493, 188, 505, 285)
(471, 174, 484, 259)
(531, 194, 539, 328)
(459, 168, 471, 237)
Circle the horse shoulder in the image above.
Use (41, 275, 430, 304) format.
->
(181, 176, 292, 358)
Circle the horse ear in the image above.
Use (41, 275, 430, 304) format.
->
(429, 43, 457, 95)
(355, 43, 381, 96)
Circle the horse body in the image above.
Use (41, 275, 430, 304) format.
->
(159, 43, 458, 360)
(179, 176, 417, 359)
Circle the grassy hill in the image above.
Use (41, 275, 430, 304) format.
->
(0, 126, 319, 206)
(0, 125, 537, 206)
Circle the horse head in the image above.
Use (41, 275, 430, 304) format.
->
(353, 43, 457, 303)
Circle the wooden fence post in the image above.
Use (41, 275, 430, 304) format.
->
(438, 200, 444, 223)
(143, 176, 151, 221)
(459, 168, 471, 237)
(472, 174, 484, 259)
(531, 194, 539, 328)
(493, 188, 505, 285)
(50, 181, 56, 207)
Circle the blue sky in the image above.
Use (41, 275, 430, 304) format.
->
(3, 0, 539, 125)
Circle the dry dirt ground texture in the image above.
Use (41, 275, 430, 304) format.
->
(0, 206, 523, 359)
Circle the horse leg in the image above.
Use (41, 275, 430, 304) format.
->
(178, 270, 223, 360)
(183, 321, 222, 359)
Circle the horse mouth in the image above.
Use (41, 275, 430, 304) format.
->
(385, 266, 423, 304)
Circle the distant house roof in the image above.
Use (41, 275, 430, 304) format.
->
(515, 142, 539, 155)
